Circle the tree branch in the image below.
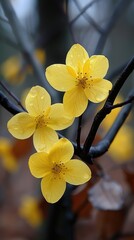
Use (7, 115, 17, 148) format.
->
(94, 0, 131, 54)
(89, 98, 133, 158)
(83, 56, 134, 154)
(0, 80, 26, 111)
(0, 0, 46, 88)
(0, 91, 22, 115)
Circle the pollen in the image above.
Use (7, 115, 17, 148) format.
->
(76, 72, 88, 89)
(52, 164, 62, 174)
(36, 115, 47, 128)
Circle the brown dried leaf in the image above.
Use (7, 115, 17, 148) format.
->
(88, 177, 125, 210)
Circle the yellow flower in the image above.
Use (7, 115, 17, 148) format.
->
(19, 196, 43, 226)
(29, 138, 91, 203)
(108, 126, 134, 163)
(1, 48, 46, 84)
(0, 137, 18, 172)
(45, 44, 112, 117)
(7, 86, 74, 152)
(1, 56, 25, 84)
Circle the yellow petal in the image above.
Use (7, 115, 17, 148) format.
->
(66, 44, 89, 72)
(63, 87, 88, 117)
(47, 103, 74, 130)
(84, 79, 112, 103)
(33, 126, 58, 152)
(90, 55, 109, 78)
(41, 174, 66, 203)
(64, 160, 91, 185)
(48, 138, 74, 164)
(25, 86, 51, 116)
(29, 152, 51, 178)
(7, 113, 36, 139)
(45, 64, 76, 91)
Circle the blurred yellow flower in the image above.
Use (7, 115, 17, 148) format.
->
(19, 196, 43, 226)
(1, 56, 25, 84)
(7, 86, 74, 152)
(0, 137, 18, 172)
(108, 126, 134, 163)
(1, 48, 46, 84)
(46, 44, 112, 117)
(29, 138, 91, 203)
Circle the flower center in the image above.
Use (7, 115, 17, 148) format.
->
(52, 164, 62, 174)
(36, 114, 47, 128)
(76, 72, 88, 89)
(35, 108, 50, 129)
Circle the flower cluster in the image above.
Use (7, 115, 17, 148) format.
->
(7, 44, 112, 203)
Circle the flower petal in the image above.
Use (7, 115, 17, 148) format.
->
(48, 138, 74, 164)
(33, 126, 58, 152)
(41, 174, 66, 203)
(63, 87, 88, 117)
(25, 86, 51, 116)
(64, 160, 91, 185)
(66, 44, 89, 72)
(90, 55, 109, 78)
(47, 103, 74, 130)
(29, 152, 51, 178)
(45, 64, 76, 91)
(84, 79, 112, 103)
(7, 113, 35, 139)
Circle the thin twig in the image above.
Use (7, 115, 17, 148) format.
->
(0, 90, 22, 115)
(0, 15, 9, 24)
(110, 96, 134, 110)
(76, 115, 82, 150)
(83, 56, 134, 154)
(0, 0, 46, 88)
(107, 56, 134, 104)
(0, 32, 18, 49)
(0, 80, 26, 111)
(94, 0, 131, 54)
(89, 90, 134, 158)
(70, 0, 100, 25)
(73, 0, 104, 34)
(108, 61, 129, 80)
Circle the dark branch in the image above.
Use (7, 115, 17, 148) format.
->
(89, 97, 133, 158)
(107, 56, 134, 104)
(0, 80, 26, 111)
(83, 56, 134, 154)
(70, 0, 100, 25)
(76, 115, 82, 150)
(0, 0, 46, 88)
(94, 0, 131, 54)
(73, 0, 104, 34)
(0, 91, 22, 115)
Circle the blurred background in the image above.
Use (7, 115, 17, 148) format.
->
(0, 0, 134, 239)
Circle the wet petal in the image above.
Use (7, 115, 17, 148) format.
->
(64, 160, 91, 185)
(49, 138, 74, 164)
(25, 86, 51, 116)
(90, 55, 109, 78)
(63, 87, 88, 117)
(29, 152, 51, 178)
(47, 103, 74, 130)
(7, 113, 36, 139)
(41, 174, 66, 203)
(33, 126, 58, 152)
(45, 64, 76, 91)
(66, 44, 89, 72)
(84, 79, 112, 103)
